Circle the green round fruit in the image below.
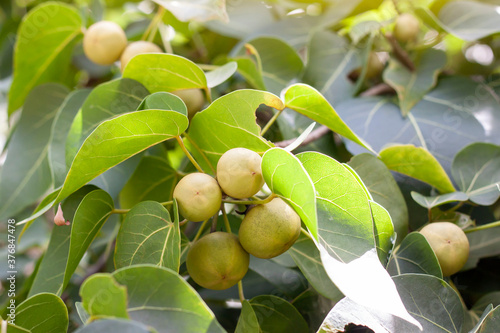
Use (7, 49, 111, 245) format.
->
(120, 41, 162, 71)
(420, 222, 470, 277)
(171, 89, 205, 119)
(365, 52, 385, 79)
(187, 232, 249, 290)
(394, 13, 420, 43)
(83, 21, 127, 65)
(217, 148, 265, 199)
(173, 173, 222, 222)
(239, 198, 301, 259)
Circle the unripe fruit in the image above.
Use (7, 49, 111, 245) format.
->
(171, 89, 205, 119)
(120, 41, 162, 71)
(173, 173, 222, 222)
(239, 198, 301, 259)
(187, 232, 249, 290)
(394, 13, 420, 43)
(420, 222, 470, 277)
(83, 21, 127, 65)
(365, 52, 385, 79)
(217, 148, 265, 199)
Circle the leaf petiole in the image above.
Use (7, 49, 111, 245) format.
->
(176, 136, 205, 173)
(222, 193, 276, 206)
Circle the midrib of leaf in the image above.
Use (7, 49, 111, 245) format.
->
(0, 145, 49, 215)
(465, 159, 496, 193)
(17, 29, 80, 107)
(149, 67, 203, 87)
(320, 48, 356, 94)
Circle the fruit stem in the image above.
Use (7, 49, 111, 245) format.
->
(211, 214, 218, 233)
(384, 33, 416, 72)
(238, 281, 245, 303)
(111, 208, 130, 214)
(142, 6, 166, 41)
(160, 200, 173, 207)
(464, 220, 500, 233)
(175, 136, 205, 173)
(193, 219, 210, 242)
(222, 194, 276, 206)
(182, 133, 216, 174)
(260, 109, 284, 136)
(221, 205, 232, 233)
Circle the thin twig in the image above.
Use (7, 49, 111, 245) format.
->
(221, 205, 232, 233)
(261, 109, 284, 136)
(274, 126, 331, 148)
(176, 136, 204, 173)
(360, 83, 395, 97)
(384, 33, 416, 72)
(193, 219, 209, 242)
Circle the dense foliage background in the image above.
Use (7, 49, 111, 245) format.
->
(1, 0, 500, 332)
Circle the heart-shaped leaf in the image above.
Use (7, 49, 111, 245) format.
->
(80, 274, 129, 319)
(452, 143, 500, 205)
(188, 89, 283, 170)
(14, 293, 68, 333)
(411, 191, 469, 209)
(115, 201, 180, 271)
(387, 232, 442, 278)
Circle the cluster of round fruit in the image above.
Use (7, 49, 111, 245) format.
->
(82, 21, 204, 117)
(173, 148, 301, 290)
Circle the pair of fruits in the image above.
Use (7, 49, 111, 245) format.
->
(82, 21, 205, 116)
(83, 21, 160, 69)
(419, 222, 470, 276)
(174, 148, 301, 290)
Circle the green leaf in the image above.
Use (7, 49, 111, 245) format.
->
(8, 2, 82, 115)
(49, 89, 92, 188)
(302, 31, 359, 105)
(451, 143, 500, 205)
(348, 153, 409, 244)
(137, 92, 187, 117)
(14, 293, 68, 333)
(205, 61, 237, 88)
(386, 232, 442, 278)
(74, 319, 154, 333)
(232, 57, 266, 90)
(80, 274, 129, 319)
(474, 305, 500, 333)
(289, 233, 343, 301)
(111, 265, 225, 332)
(66, 78, 149, 164)
(411, 191, 469, 209)
(248, 295, 309, 333)
(465, 224, 500, 269)
(284, 84, 375, 153)
(115, 201, 180, 271)
(335, 81, 486, 173)
(123, 54, 208, 94)
(119, 156, 178, 209)
(439, 1, 500, 41)
(188, 89, 282, 169)
(297, 152, 375, 260)
(152, 0, 228, 22)
(380, 145, 456, 193)
(394, 274, 464, 332)
(261, 148, 317, 239)
(234, 37, 303, 95)
(0, 83, 69, 220)
(370, 201, 395, 265)
(75, 302, 90, 325)
(62, 189, 114, 288)
(57, 110, 188, 203)
(235, 301, 260, 333)
(383, 49, 446, 116)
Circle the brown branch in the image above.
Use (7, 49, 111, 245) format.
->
(274, 125, 331, 148)
(384, 33, 415, 72)
(360, 83, 396, 97)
